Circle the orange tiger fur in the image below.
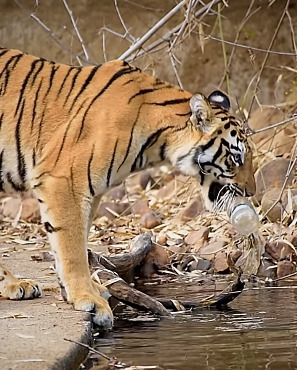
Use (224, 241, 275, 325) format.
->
(0, 48, 255, 328)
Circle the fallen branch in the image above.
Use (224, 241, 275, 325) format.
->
(92, 265, 170, 316)
(157, 275, 245, 310)
(88, 233, 153, 274)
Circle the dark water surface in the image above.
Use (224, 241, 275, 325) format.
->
(91, 280, 297, 370)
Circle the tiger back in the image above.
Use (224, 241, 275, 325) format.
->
(0, 47, 255, 329)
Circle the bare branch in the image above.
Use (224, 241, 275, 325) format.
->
(118, 0, 187, 61)
(125, 0, 223, 62)
(248, 0, 291, 115)
(62, 0, 90, 62)
(250, 115, 297, 135)
(114, 0, 135, 43)
(14, 0, 97, 65)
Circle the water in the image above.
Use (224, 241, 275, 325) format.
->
(90, 280, 297, 370)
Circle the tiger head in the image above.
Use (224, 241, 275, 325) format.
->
(172, 90, 256, 211)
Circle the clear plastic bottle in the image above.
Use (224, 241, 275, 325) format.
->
(228, 196, 259, 236)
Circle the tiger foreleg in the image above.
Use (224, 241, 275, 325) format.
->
(0, 263, 42, 300)
(35, 180, 113, 329)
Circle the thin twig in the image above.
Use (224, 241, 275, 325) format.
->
(250, 115, 297, 135)
(62, 0, 90, 62)
(114, 0, 135, 43)
(248, 0, 290, 115)
(217, 2, 229, 95)
(14, 0, 97, 65)
(63, 338, 111, 360)
(262, 138, 297, 219)
(218, 0, 259, 88)
(168, 48, 184, 89)
(286, 8, 297, 61)
(125, 0, 222, 62)
(118, 0, 186, 61)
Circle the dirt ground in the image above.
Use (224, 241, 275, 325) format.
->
(0, 244, 91, 370)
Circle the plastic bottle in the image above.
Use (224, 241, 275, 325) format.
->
(228, 196, 259, 236)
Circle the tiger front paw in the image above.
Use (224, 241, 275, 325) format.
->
(1, 280, 42, 300)
(72, 292, 113, 329)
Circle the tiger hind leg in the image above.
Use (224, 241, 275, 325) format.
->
(34, 178, 113, 329)
(0, 263, 42, 300)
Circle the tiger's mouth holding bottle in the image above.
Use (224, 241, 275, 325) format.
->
(208, 181, 244, 212)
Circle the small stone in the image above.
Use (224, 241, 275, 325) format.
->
(229, 249, 242, 263)
(265, 241, 293, 262)
(157, 234, 167, 246)
(176, 195, 205, 222)
(261, 188, 297, 222)
(107, 185, 126, 200)
(97, 202, 131, 220)
(199, 240, 228, 261)
(214, 251, 229, 273)
(254, 158, 294, 203)
(257, 258, 277, 279)
(140, 244, 170, 278)
(188, 258, 211, 272)
(277, 260, 295, 278)
(156, 179, 177, 200)
(131, 199, 151, 216)
(185, 226, 210, 245)
(2, 197, 21, 219)
(21, 198, 41, 223)
(140, 212, 161, 229)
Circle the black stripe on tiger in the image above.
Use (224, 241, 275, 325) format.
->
(45, 64, 59, 97)
(6, 172, 26, 192)
(127, 86, 174, 104)
(149, 97, 190, 106)
(63, 68, 82, 106)
(69, 65, 100, 112)
(0, 150, 4, 191)
(57, 66, 75, 98)
(15, 58, 41, 117)
(0, 113, 4, 131)
(31, 79, 43, 132)
(106, 140, 118, 187)
(77, 66, 137, 140)
(117, 108, 141, 172)
(0, 53, 23, 96)
(131, 126, 173, 172)
(31, 59, 45, 86)
(15, 100, 27, 183)
(88, 144, 95, 196)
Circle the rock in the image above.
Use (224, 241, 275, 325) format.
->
(249, 107, 296, 157)
(261, 188, 297, 222)
(129, 169, 156, 190)
(176, 195, 205, 222)
(140, 212, 161, 229)
(277, 260, 296, 278)
(214, 251, 229, 273)
(254, 158, 294, 203)
(229, 249, 242, 263)
(156, 179, 177, 200)
(140, 244, 170, 278)
(21, 198, 41, 223)
(184, 226, 210, 245)
(188, 258, 211, 272)
(131, 199, 151, 216)
(2, 197, 41, 223)
(257, 258, 277, 279)
(265, 241, 294, 262)
(199, 240, 228, 261)
(107, 185, 126, 200)
(157, 234, 167, 246)
(97, 201, 131, 220)
(2, 197, 21, 220)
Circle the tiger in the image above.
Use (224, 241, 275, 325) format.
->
(0, 47, 255, 329)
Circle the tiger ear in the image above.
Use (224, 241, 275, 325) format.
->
(189, 93, 213, 133)
(208, 90, 230, 111)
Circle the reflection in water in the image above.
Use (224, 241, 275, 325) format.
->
(92, 282, 297, 370)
